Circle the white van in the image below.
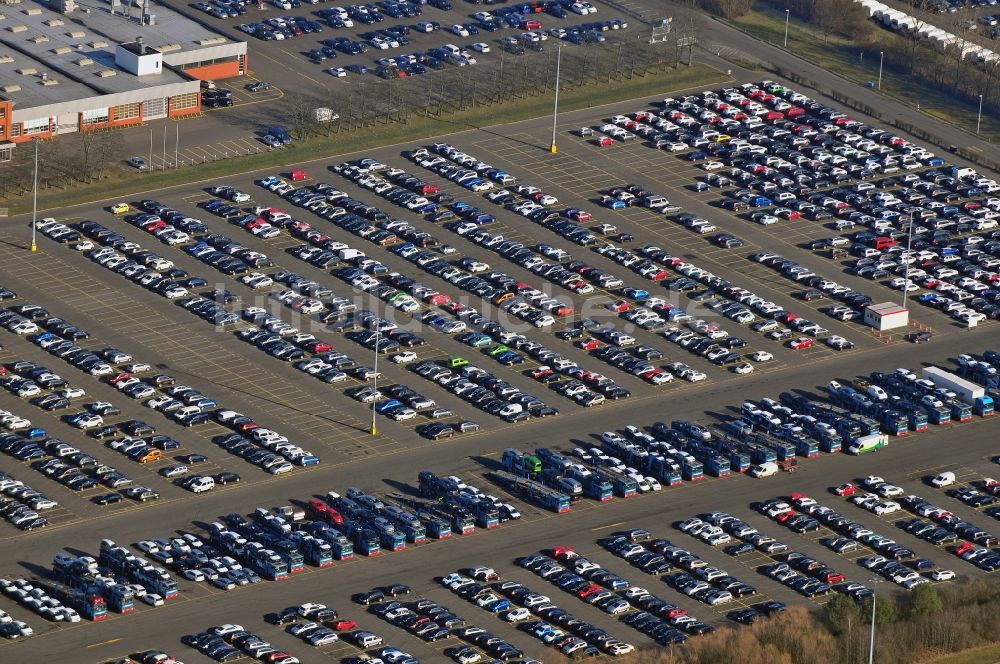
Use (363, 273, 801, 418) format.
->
(187, 476, 215, 493)
(749, 462, 779, 478)
(929, 471, 955, 488)
(338, 248, 365, 261)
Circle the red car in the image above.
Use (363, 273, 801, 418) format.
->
(523, 19, 541, 29)
(289, 168, 308, 181)
(565, 208, 592, 222)
(551, 545, 577, 560)
(789, 337, 814, 350)
(303, 340, 332, 353)
(607, 300, 631, 313)
(330, 619, 357, 631)
(576, 338, 601, 351)
(833, 483, 856, 497)
(529, 367, 554, 380)
(775, 510, 796, 523)
(597, 137, 614, 147)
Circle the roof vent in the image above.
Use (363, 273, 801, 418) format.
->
(23, 7, 42, 15)
(0, 84, 20, 93)
(51, 46, 72, 55)
(40, 78, 58, 86)
(74, 56, 92, 66)
(95, 68, 116, 78)
(16, 66, 36, 75)
(66, 30, 85, 38)
(0, 55, 13, 64)
(136, 35, 145, 54)
(8, 24, 27, 33)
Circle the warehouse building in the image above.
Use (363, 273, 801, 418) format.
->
(0, 0, 247, 159)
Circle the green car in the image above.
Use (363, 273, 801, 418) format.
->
(487, 344, 510, 357)
(447, 355, 469, 369)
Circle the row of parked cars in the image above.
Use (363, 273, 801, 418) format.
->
(441, 563, 632, 657)
(0, 471, 55, 531)
(0, 578, 78, 624)
(183, 623, 299, 664)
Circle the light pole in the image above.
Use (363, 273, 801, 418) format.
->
(550, 43, 562, 154)
(370, 323, 380, 437)
(877, 51, 884, 90)
(784, 9, 790, 48)
(868, 578, 884, 664)
(30, 138, 38, 252)
(901, 211, 914, 311)
(977, 94, 984, 135)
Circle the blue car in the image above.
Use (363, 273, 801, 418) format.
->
(622, 287, 649, 300)
(374, 399, 404, 414)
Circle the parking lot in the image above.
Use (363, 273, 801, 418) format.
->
(1, 76, 1000, 663)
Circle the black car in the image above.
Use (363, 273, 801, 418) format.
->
(92, 492, 123, 505)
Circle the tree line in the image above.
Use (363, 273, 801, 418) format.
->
(546, 577, 1000, 664)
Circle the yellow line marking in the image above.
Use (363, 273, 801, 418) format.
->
(86, 638, 122, 648)
(591, 521, 625, 532)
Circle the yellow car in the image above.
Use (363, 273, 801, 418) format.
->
(110, 202, 130, 214)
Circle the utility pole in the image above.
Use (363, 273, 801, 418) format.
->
(162, 125, 167, 170)
(878, 51, 884, 90)
(370, 324, 380, 437)
(30, 138, 38, 252)
(868, 578, 884, 664)
(550, 43, 562, 154)
(977, 94, 984, 135)
(148, 128, 153, 173)
(902, 211, 913, 311)
(784, 9, 790, 48)
(175, 124, 179, 168)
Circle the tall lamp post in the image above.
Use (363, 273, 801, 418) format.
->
(868, 578, 884, 664)
(784, 9, 790, 48)
(901, 211, 914, 311)
(977, 94, 984, 135)
(877, 51, 884, 90)
(370, 324, 380, 436)
(549, 43, 562, 154)
(30, 138, 38, 252)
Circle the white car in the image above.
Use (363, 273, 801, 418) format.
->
(469, 42, 490, 53)
(326, 67, 347, 77)
(733, 363, 754, 375)
(502, 607, 531, 622)
(929, 569, 956, 581)
(181, 569, 206, 582)
(749, 351, 774, 362)
(140, 593, 164, 607)
(873, 501, 901, 515)
(391, 351, 418, 364)
(449, 24, 470, 37)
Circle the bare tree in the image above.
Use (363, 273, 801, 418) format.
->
(700, 0, 755, 18)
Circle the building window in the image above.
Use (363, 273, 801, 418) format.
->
(81, 108, 109, 125)
(171, 92, 198, 110)
(10, 124, 20, 138)
(113, 102, 140, 121)
(22, 118, 50, 135)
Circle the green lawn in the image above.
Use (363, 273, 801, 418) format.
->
(728, 8, 1000, 144)
(927, 643, 1000, 664)
(6, 64, 727, 215)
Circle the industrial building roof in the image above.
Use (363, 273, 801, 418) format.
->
(0, 0, 242, 111)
